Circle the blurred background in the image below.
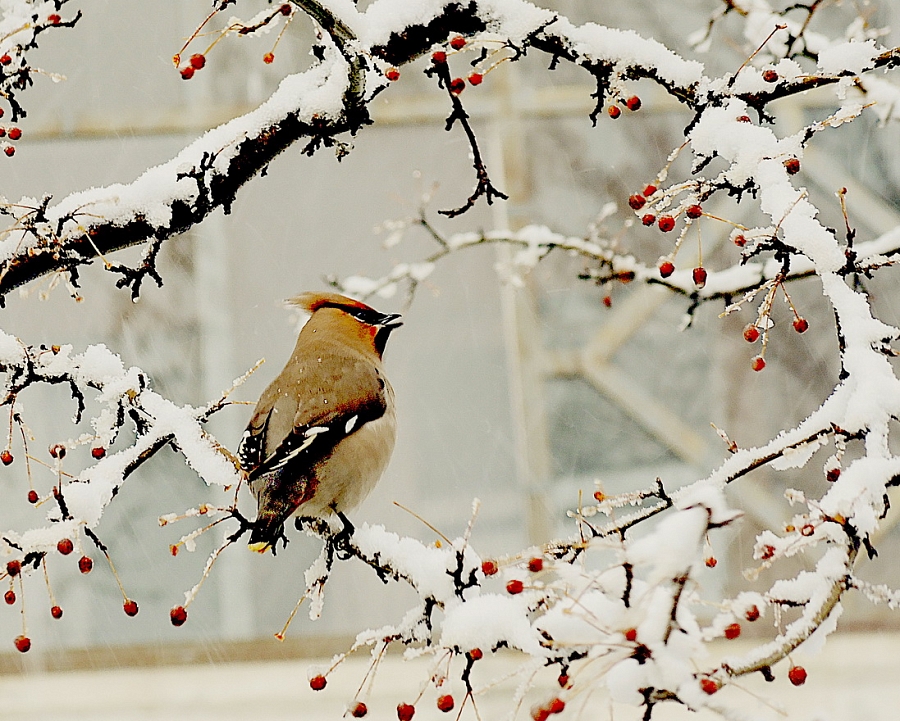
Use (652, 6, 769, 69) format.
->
(0, 0, 899, 718)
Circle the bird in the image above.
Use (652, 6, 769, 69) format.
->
(237, 291, 401, 554)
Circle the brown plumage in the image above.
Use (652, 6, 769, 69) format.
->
(238, 292, 401, 553)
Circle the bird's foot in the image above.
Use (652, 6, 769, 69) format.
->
(332, 510, 355, 561)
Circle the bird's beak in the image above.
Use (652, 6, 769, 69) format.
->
(378, 313, 403, 330)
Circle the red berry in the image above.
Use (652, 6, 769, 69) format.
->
(628, 194, 646, 210)
(180, 65, 194, 80)
(189, 54, 206, 70)
(657, 215, 675, 232)
(47, 14, 61, 24)
(467, 72, 483, 86)
(450, 35, 466, 50)
(170, 605, 188, 626)
(506, 579, 524, 595)
(760, 544, 775, 560)
(7, 127, 20, 141)
(705, 556, 717, 568)
(724, 622, 741, 640)
(91, 446, 106, 459)
(27, 490, 38, 504)
(624, 628, 637, 642)
(548, 698, 565, 714)
(762, 69, 778, 82)
(603, 295, 612, 308)
(6, 560, 21, 577)
(385, 67, 400, 81)
(280, 4, 292, 15)
(784, 158, 800, 175)
(826, 468, 841, 483)
(309, 674, 327, 691)
(57, 538, 74, 555)
(607, 105, 621, 119)
(123, 599, 139, 617)
(14, 635, 30, 653)
(625, 95, 641, 111)
(700, 678, 719, 695)
(743, 325, 760, 343)
(397, 702, 416, 721)
(557, 673, 569, 688)
(686, 204, 703, 219)
(467, 648, 483, 661)
(745, 605, 760, 622)
(531, 707, 550, 721)
(263, 52, 275, 64)
(641, 213, 656, 226)
(0, 450, 11, 465)
(351, 701, 368, 718)
(481, 560, 498, 576)
(751, 356, 766, 372)
(0, 128, 8, 138)
(0, 54, 10, 65)
(449, 77, 465, 94)
(643, 184, 657, 196)
(737, 115, 751, 123)
(733, 233, 747, 247)
(51, 605, 63, 619)
(432, 51, 447, 65)
(692, 266, 707, 288)
(437, 694, 454, 713)
(78, 555, 93, 574)
(658, 261, 675, 278)
(527, 557, 544, 573)
(4, 590, 14, 605)
(788, 665, 807, 686)
(793, 317, 809, 333)
(4, 146, 13, 157)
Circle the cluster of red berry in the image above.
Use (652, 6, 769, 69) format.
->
(429, 36, 486, 93)
(607, 94, 642, 119)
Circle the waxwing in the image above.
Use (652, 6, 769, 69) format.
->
(238, 292, 401, 553)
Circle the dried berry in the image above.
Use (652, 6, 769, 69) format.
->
(628, 194, 646, 210)
(449, 77, 466, 94)
(685, 204, 703, 219)
(57, 538, 74, 555)
(700, 678, 719, 695)
(527, 557, 544, 573)
(481, 560, 498, 576)
(607, 105, 621, 119)
(658, 261, 675, 278)
(437, 694, 454, 713)
(743, 325, 760, 343)
(724, 622, 741, 639)
(170, 605, 187, 626)
(189, 54, 206, 70)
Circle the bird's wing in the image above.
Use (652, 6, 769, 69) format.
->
(238, 358, 389, 481)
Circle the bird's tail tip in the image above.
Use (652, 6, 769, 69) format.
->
(248, 540, 272, 554)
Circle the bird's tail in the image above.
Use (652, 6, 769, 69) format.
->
(248, 511, 288, 554)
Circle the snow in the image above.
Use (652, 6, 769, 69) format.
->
(817, 39, 881, 75)
(441, 593, 544, 655)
